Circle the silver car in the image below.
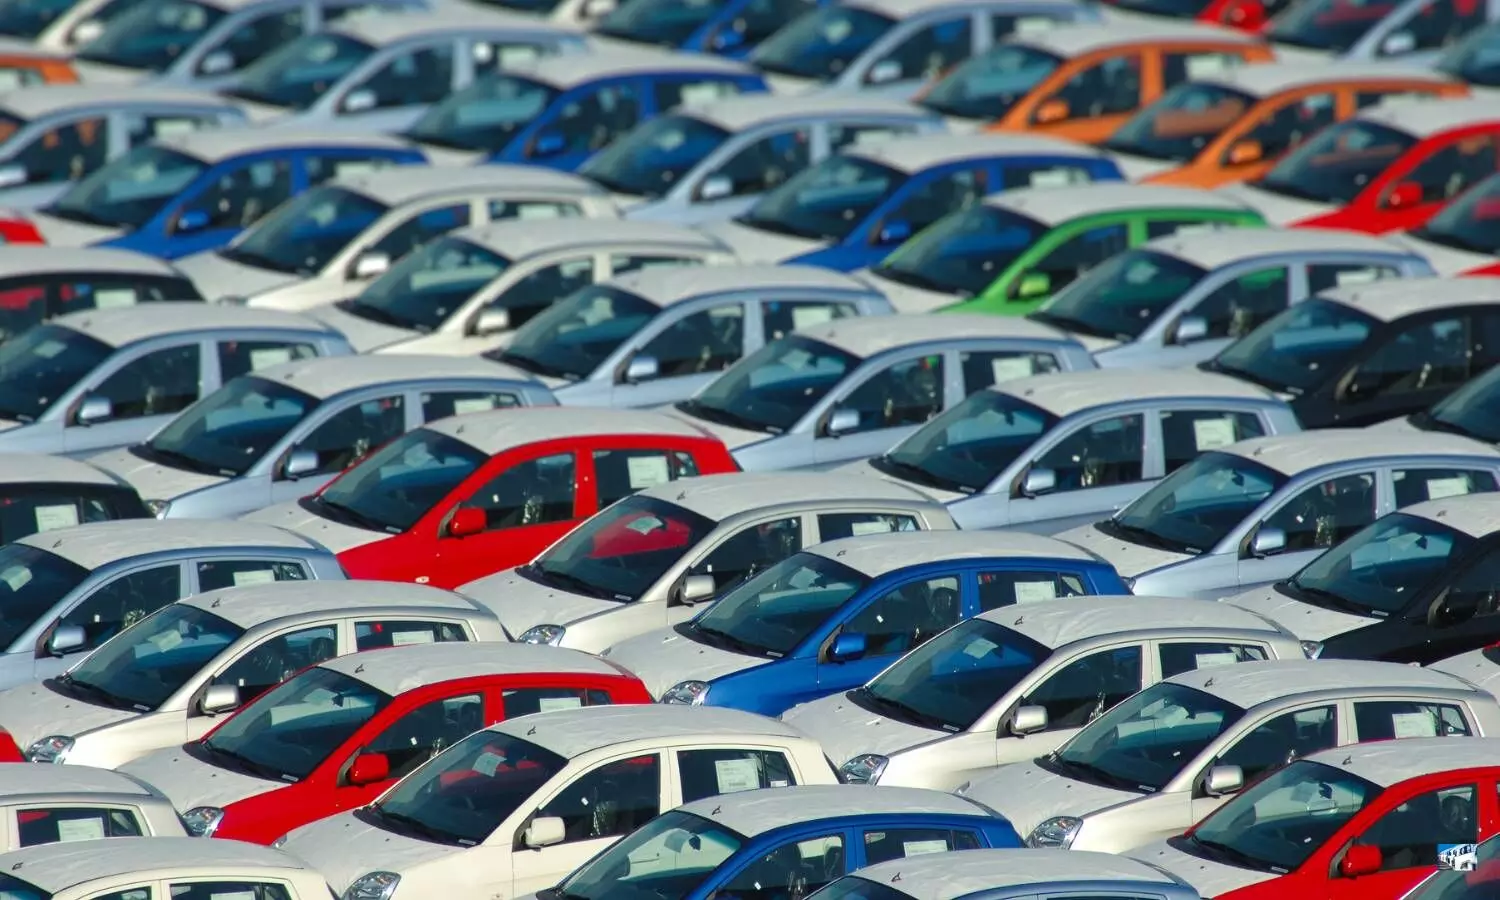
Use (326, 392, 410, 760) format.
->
(1062, 431, 1500, 599)
(0, 452, 150, 543)
(0, 246, 202, 344)
(1257, 0, 1496, 63)
(498, 264, 892, 408)
(0, 518, 343, 691)
(1031, 228, 1436, 369)
(1376, 354, 1500, 445)
(672, 314, 1096, 472)
(88, 354, 555, 520)
(842, 369, 1298, 534)
(821, 849, 1205, 900)
(0, 305, 351, 457)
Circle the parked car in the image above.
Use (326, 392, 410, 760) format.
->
(0, 453, 149, 544)
(1436, 18, 1500, 88)
(0, 579, 508, 768)
(1262, 0, 1492, 64)
(0, 247, 203, 345)
(604, 530, 1131, 714)
(462, 471, 957, 652)
(0, 766, 186, 845)
(1061, 431, 1500, 598)
(1384, 352, 1500, 446)
(786, 595, 1302, 790)
(1392, 170, 1500, 276)
(1354, 830, 1500, 900)
(960, 659, 1500, 852)
(477, 0, 616, 26)
(0, 43, 81, 89)
(826, 849, 1208, 900)
(592, 0, 821, 56)
(1096, 0, 1291, 31)
(245, 407, 739, 587)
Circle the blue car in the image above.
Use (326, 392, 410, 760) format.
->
(9, 129, 426, 259)
(701, 131, 1123, 272)
(603, 530, 1129, 716)
(591, 0, 830, 57)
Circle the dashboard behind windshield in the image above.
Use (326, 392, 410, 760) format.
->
(503, 285, 661, 382)
(0, 323, 111, 423)
(68, 604, 242, 710)
(0, 543, 89, 651)
(877, 389, 1059, 494)
(581, 114, 730, 199)
(406, 74, 560, 154)
(224, 186, 389, 278)
(145, 375, 319, 477)
(48, 145, 207, 231)
(318, 429, 489, 533)
(1289, 512, 1474, 616)
(227, 33, 375, 110)
(1410, 171, 1500, 257)
(692, 552, 868, 656)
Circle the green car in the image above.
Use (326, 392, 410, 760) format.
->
(860, 184, 1267, 316)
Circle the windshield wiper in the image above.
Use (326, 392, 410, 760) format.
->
(138, 443, 232, 477)
(315, 497, 399, 534)
(1407, 226, 1495, 256)
(1199, 358, 1297, 396)
(335, 299, 419, 331)
(373, 806, 465, 845)
(1248, 177, 1337, 204)
(201, 740, 287, 781)
(690, 621, 774, 658)
(675, 398, 775, 435)
(58, 674, 145, 711)
(40, 203, 117, 228)
(1096, 519, 1196, 555)
(869, 264, 965, 296)
(492, 349, 576, 381)
(581, 168, 652, 198)
(1283, 580, 1373, 616)
(218, 245, 298, 275)
(870, 455, 973, 494)
(1028, 310, 1128, 342)
(731, 213, 824, 241)
(1191, 834, 1276, 871)
(529, 564, 614, 600)
(856, 687, 956, 732)
(1048, 754, 1147, 792)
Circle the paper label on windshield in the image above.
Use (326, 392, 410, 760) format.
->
(1393, 712, 1437, 738)
(232, 569, 276, 587)
(991, 356, 1034, 382)
(539, 696, 582, 712)
(626, 515, 664, 534)
(1428, 477, 1471, 500)
(499, 44, 540, 67)
(392, 630, 434, 646)
(902, 840, 949, 857)
(249, 348, 293, 370)
(1193, 417, 1237, 451)
(715, 758, 761, 793)
(850, 519, 892, 536)
(1028, 169, 1077, 189)
(33, 504, 79, 533)
(1335, 268, 1381, 287)
(33, 339, 66, 359)
(150, 629, 183, 652)
(679, 83, 728, 106)
(1014, 580, 1057, 604)
(1015, 15, 1055, 33)
(93, 288, 137, 309)
(627, 456, 671, 490)
(453, 397, 496, 415)
(152, 119, 199, 138)
(473, 751, 505, 777)
(1195, 651, 1239, 668)
(1185, 54, 1230, 79)
(56, 818, 105, 842)
(791, 305, 834, 330)
(211, 892, 255, 900)
(517, 204, 562, 220)
(335, 161, 380, 178)
(0, 565, 30, 592)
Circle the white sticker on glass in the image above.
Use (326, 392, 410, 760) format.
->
(1028, 169, 1077, 188)
(715, 758, 761, 793)
(33, 504, 79, 532)
(1185, 54, 1230, 79)
(232, 569, 277, 587)
(1335, 268, 1380, 286)
(452, 397, 496, 415)
(93, 289, 138, 309)
(1013, 580, 1057, 604)
(33, 340, 66, 359)
(1195, 651, 1239, 668)
(991, 356, 1035, 382)
(56, 818, 105, 842)
(1015, 15, 1054, 33)
(1393, 712, 1437, 738)
(210, 892, 255, 900)
(0, 565, 31, 592)
(791, 305, 835, 330)
(679, 83, 727, 105)
(499, 45, 540, 67)
(539, 696, 583, 712)
(850, 520, 892, 535)
(249, 348, 293, 370)
(150, 629, 183, 652)
(627, 455, 671, 489)
(335, 161, 380, 178)
(392, 630, 434, 646)
(518, 204, 562, 220)
(152, 118, 199, 138)
(1428, 477, 1471, 500)
(472, 751, 505, 777)
(1193, 417, 1237, 451)
(902, 840, 949, 856)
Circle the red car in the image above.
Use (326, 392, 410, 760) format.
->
(1102, 0, 1291, 30)
(245, 406, 739, 588)
(116, 641, 652, 844)
(1132, 737, 1500, 900)
(1396, 170, 1500, 277)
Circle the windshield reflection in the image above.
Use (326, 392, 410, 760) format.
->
(751, 5, 894, 82)
(581, 114, 730, 199)
(317, 429, 489, 533)
(502, 285, 660, 382)
(1105, 83, 1254, 163)
(144, 375, 318, 477)
(1286, 512, 1475, 616)
(737, 155, 904, 243)
(1409, 172, 1500, 257)
(1032, 250, 1207, 342)
(226, 33, 374, 110)
(406, 74, 559, 154)
(1210, 298, 1377, 395)
(341, 236, 510, 333)
(678, 335, 861, 435)
(220, 186, 388, 277)
(920, 44, 1062, 120)
(1254, 120, 1417, 206)
(872, 390, 1059, 494)
(689, 553, 867, 657)
(873, 206, 1044, 298)
(528, 495, 717, 602)
(1107, 452, 1287, 555)
(68, 604, 242, 711)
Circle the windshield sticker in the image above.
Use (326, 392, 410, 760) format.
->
(1185, 54, 1231, 79)
(472, 751, 505, 777)
(150, 629, 184, 652)
(32, 339, 66, 359)
(453, 397, 497, 415)
(715, 758, 762, 793)
(1427, 477, 1471, 500)
(627, 456, 671, 489)
(93, 288, 138, 309)
(679, 82, 730, 106)
(0, 565, 30, 592)
(1392, 712, 1437, 738)
(232, 569, 277, 587)
(626, 515, 666, 534)
(1014, 580, 1057, 604)
(1193, 418, 1238, 451)
(56, 817, 105, 842)
(33, 504, 79, 533)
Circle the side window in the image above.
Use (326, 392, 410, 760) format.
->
(592, 449, 698, 510)
(827, 123, 917, 152)
(1343, 316, 1477, 401)
(655, 78, 740, 110)
(1395, 0, 1488, 52)
(16, 807, 143, 846)
(1021, 224, 1129, 296)
(883, 169, 990, 240)
(706, 128, 812, 197)
(1307, 264, 1398, 294)
(544, 84, 643, 157)
(843, 575, 961, 657)
(816, 512, 918, 541)
(977, 569, 1086, 612)
(611, 255, 700, 276)
(999, 164, 1091, 191)
(1158, 641, 1268, 679)
(305, 155, 399, 186)
(872, 18, 973, 83)
(1188, 267, 1291, 341)
(1216, 705, 1337, 783)
(188, 159, 293, 230)
(351, 45, 456, 110)
(1262, 473, 1377, 552)
(196, 559, 306, 592)
(208, 7, 303, 72)
(486, 259, 595, 327)
(53, 277, 197, 316)
(728, 0, 813, 46)
(1146, 218, 1226, 239)
(59, 565, 182, 652)
(678, 748, 795, 804)
(370, 204, 473, 262)
(960, 349, 1060, 394)
(0, 491, 117, 542)
(538, 754, 661, 843)
(1033, 413, 1145, 491)
(8, 117, 108, 184)
(292, 395, 406, 476)
(1159, 410, 1267, 472)
(165, 883, 290, 900)
(863, 828, 980, 866)
(1240, 93, 1336, 160)
(420, 390, 521, 421)
(721, 834, 845, 900)
(689, 517, 803, 592)
(1436, 550, 1500, 620)
(1354, 785, 1479, 872)
(1162, 51, 1240, 87)
(94, 891, 153, 900)
(367, 693, 484, 779)
(91, 344, 201, 421)
(1393, 468, 1499, 507)
(211, 624, 338, 701)
(487, 199, 581, 221)
(459, 452, 577, 529)
(637, 304, 745, 378)
(1393, 135, 1499, 205)
(992, 12, 1062, 39)
(832, 355, 944, 435)
(1023, 645, 1143, 729)
(216, 340, 316, 381)
(471, 40, 547, 73)
(1354, 700, 1472, 740)
(501, 686, 612, 718)
(1050, 55, 1142, 119)
(762, 300, 857, 342)
(354, 619, 469, 650)
(125, 113, 216, 147)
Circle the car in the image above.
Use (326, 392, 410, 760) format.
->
(244, 407, 739, 587)
(842, 369, 1297, 533)
(532, 785, 1024, 900)
(960, 658, 1500, 853)
(0, 85, 247, 211)
(1097, 0, 1293, 31)
(749, 0, 1101, 99)
(1362, 830, 1500, 900)
(0, 42, 81, 89)
(1380, 350, 1500, 445)
(119, 641, 653, 843)
(0, 129, 427, 258)
(1222, 98, 1500, 235)
(0, 305, 351, 458)
(1261, 0, 1492, 64)
(300, 219, 736, 353)
(405, 48, 770, 170)
(918, 21, 1274, 145)
(276, 704, 840, 900)
(174, 165, 619, 308)
(0, 453, 149, 544)
(89, 354, 557, 519)
(670, 314, 1097, 471)
(0, 247, 203, 346)
(497, 264, 894, 409)
(1390, 170, 1500, 276)
(1103, 63, 1469, 186)
(702, 132, 1124, 274)
(1132, 737, 1500, 900)
(591, 0, 823, 56)
(0, 837, 332, 899)
(0, 518, 344, 693)
(1030, 228, 1435, 369)
(864, 184, 1265, 315)
(0, 579, 509, 768)
(0, 766, 186, 845)
(474, 0, 618, 27)
(1202, 277, 1500, 429)
(784, 595, 1302, 789)
(817, 848, 1206, 900)
(1061, 431, 1500, 599)
(1435, 19, 1500, 88)
(581, 92, 945, 225)
(462, 470, 957, 652)
(604, 530, 1132, 714)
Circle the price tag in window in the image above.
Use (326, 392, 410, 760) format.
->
(1028, 168, 1078, 188)
(1393, 712, 1437, 737)
(715, 758, 761, 793)
(153, 119, 199, 138)
(93, 288, 138, 309)
(1185, 54, 1231, 79)
(539, 696, 582, 712)
(33, 504, 79, 533)
(250, 348, 293, 370)
(232, 569, 277, 587)
(1014, 581, 1057, 604)
(56, 818, 105, 842)
(902, 840, 949, 856)
(627, 456, 670, 489)
(33, 340, 65, 359)
(517, 204, 562, 220)
(991, 356, 1034, 382)
(473, 751, 505, 776)
(0, 566, 30, 592)
(334, 161, 380, 179)
(1193, 417, 1237, 451)
(499, 45, 540, 67)
(1194, 652, 1238, 668)
(1336, 268, 1380, 286)
(1015, 15, 1054, 33)
(392, 630, 434, 646)
(150, 629, 183, 652)
(679, 83, 728, 106)
(791, 306, 834, 329)
(1428, 477, 1471, 500)
(210, 892, 255, 900)
(850, 520, 892, 535)
(453, 397, 496, 415)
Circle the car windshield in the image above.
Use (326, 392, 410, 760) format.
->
(1101, 0, 1212, 16)
(1437, 22, 1500, 86)
(340, 236, 510, 334)
(559, 810, 747, 900)
(226, 33, 376, 111)
(1104, 82, 1257, 163)
(316, 429, 489, 533)
(677, 335, 862, 435)
(1266, 0, 1396, 52)
(1286, 512, 1474, 616)
(860, 618, 1052, 731)
(752, 5, 894, 81)
(1052, 681, 1244, 793)
(66, 603, 243, 711)
(872, 206, 1047, 298)
(47, 145, 207, 231)
(1408, 172, 1500, 257)
(201, 665, 391, 782)
(580, 114, 732, 198)
(920, 44, 1064, 120)
(596, 0, 723, 47)
(1107, 451, 1288, 555)
(1210, 297, 1376, 394)
(0, 873, 45, 900)
(500, 285, 662, 382)
(688, 552, 868, 657)
(0, 323, 112, 423)
(527, 494, 717, 602)
(219, 186, 390, 277)
(870, 390, 1059, 495)
(1189, 760, 1383, 872)
(142, 375, 319, 478)
(736, 154, 906, 243)
(1403, 833, 1500, 899)
(1031, 249, 1208, 341)
(406, 74, 560, 154)
(0, 543, 89, 651)
(1423, 363, 1500, 441)
(1254, 120, 1418, 205)
(372, 728, 569, 846)
(75, 0, 227, 71)
(0, 0, 83, 38)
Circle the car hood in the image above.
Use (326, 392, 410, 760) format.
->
(697, 218, 822, 264)
(300, 303, 416, 352)
(87, 447, 229, 503)
(781, 691, 944, 765)
(1220, 585, 1376, 641)
(1387, 232, 1493, 275)
(1429, 648, 1500, 694)
(460, 568, 622, 635)
(659, 406, 769, 450)
(1055, 522, 1193, 578)
(851, 269, 959, 314)
(174, 249, 298, 303)
(1129, 839, 1278, 896)
(282, 810, 463, 893)
(1216, 182, 1332, 226)
(961, 759, 1141, 838)
(0, 681, 136, 750)
(25, 209, 124, 246)
(602, 627, 767, 697)
(239, 500, 387, 554)
(1106, 151, 1176, 182)
(117, 744, 279, 810)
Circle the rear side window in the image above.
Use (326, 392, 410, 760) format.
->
(501, 686, 612, 718)
(677, 748, 795, 804)
(0, 490, 131, 544)
(1393, 468, 1499, 507)
(16, 807, 143, 846)
(863, 827, 981, 866)
(977, 569, 1086, 611)
(960, 349, 1060, 394)
(217, 340, 317, 381)
(354, 619, 469, 650)
(1158, 641, 1268, 679)
(818, 512, 918, 540)
(1353, 700, 1471, 740)
(1160, 410, 1267, 472)
(196, 560, 307, 591)
(593, 449, 699, 511)
(420, 390, 521, 421)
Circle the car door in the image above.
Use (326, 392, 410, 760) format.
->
(1362, 130, 1500, 233)
(810, 352, 948, 467)
(61, 339, 206, 455)
(857, 13, 976, 98)
(705, 828, 852, 900)
(1189, 703, 1341, 824)
(160, 156, 296, 259)
(815, 569, 968, 695)
(1006, 410, 1150, 534)
(1395, 539, 1500, 662)
(1237, 470, 1380, 589)
(267, 391, 411, 506)
(327, 689, 491, 812)
(611, 298, 748, 407)
(333, 40, 460, 132)
(1329, 779, 1482, 900)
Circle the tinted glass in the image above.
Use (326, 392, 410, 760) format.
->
(1287, 512, 1474, 615)
(317, 429, 489, 532)
(67, 603, 242, 710)
(1104, 83, 1256, 163)
(342, 236, 509, 333)
(1032, 249, 1207, 341)
(680, 335, 861, 434)
(1211, 297, 1379, 394)
(1108, 451, 1289, 554)
(227, 32, 374, 110)
(920, 44, 1062, 120)
(406, 74, 560, 154)
(751, 6, 896, 82)
(222, 186, 389, 276)
(689, 552, 868, 656)
(144, 375, 318, 477)
(527, 495, 717, 602)
(738, 155, 906, 243)
(873, 206, 1047, 297)
(1256, 120, 1419, 205)
(48, 145, 207, 230)
(76, 0, 227, 71)
(580, 114, 731, 198)
(872, 389, 1059, 494)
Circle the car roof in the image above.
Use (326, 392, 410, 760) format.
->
(1404, 492, 1500, 538)
(254, 355, 537, 400)
(1223, 430, 1500, 475)
(181, 580, 481, 627)
(51, 304, 327, 348)
(0, 453, 117, 487)
(1165, 659, 1476, 708)
(986, 183, 1252, 225)
(677, 785, 987, 837)
(1317, 276, 1500, 322)
(1358, 96, 1500, 139)
(852, 0, 1079, 17)
(0, 246, 184, 278)
(0, 837, 304, 892)
(806, 530, 1096, 576)
(802, 314, 1070, 356)
(318, 642, 622, 695)
(1147, 226, 1417, 269)
(1303, 737, 1500, 787)
(850, 131, 1108, 172)
(851, 849, 1178, 899)
(608, 264, 874, 306)
(991, 596, 1283, 649)
(686, 92, 932, 131)
(0, 765, 153, 799)
(996, 369, 1274, 416)
(1196, 61, 1459, 97)
(458, 218, 728, 258)
(1017, 19, 1263, 54)
(155, 128, 415, 164)
(337, 164, 602, 205)
(638, 472, 936, 521)
(16, 520, 318, 570)
(0, 85, 231, 119)
(429, 406, 712, 454)
(508, 47, 754, 89)
(488, 704, 802, 758)
(330, 5, 577, 44)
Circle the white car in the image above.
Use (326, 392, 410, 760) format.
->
(0, 766, 186, 848)
(818, 849, 1205, 900)
(0, 452, 151, 544)
(277, 705, 837, 900)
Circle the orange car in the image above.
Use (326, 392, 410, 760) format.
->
(1102, 62, 1469, 187)
(0, 40, 78, 88)
(916, 20, 1274, 145)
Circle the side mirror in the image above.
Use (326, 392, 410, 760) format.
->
(173, 209, 211, 235)
(74, 395, 112, 426)
(876, 220, 911, 245)
(697, 174, 733, 202)
(679, 574, 717, 605)
(523, 815, 567, 848)
(1016, 272, 1051, 299)
(1383, 181, 1423, 211)
(47, 624, 86, 656)
(1250, 526, 1286, 558)
(529, 129, 567, 159)
(1203, 764, 1243, 797)
(866, 59, 902, 85)
(1033, 98, 1069, 125)
(1227, 139, 1263, 166)
(1341, 844, 1383, 878)
(198, 48, 234, 76)
(0, 164, 28, 189)
(623, 355, 659, 384)
(350, 250, 391, 280)
(70, 18, 104, 44)
(445, 507, 486, 538)
(1429, 589, 1480, 628)
(1381, 29, 1416, 56)
(341, 88, 377, 114)
(824, 408, 860, 437)
(829, 631, 867, 662)
(199, 683, 240, 716)
(1172, 314, 1209, 345)
(1021, 467, 1056, 498)
(347, 751, 391, 786)
(1010, 704, 1048, 735)
(472, 307, 512, 337)
(281, 448, 319, 481)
